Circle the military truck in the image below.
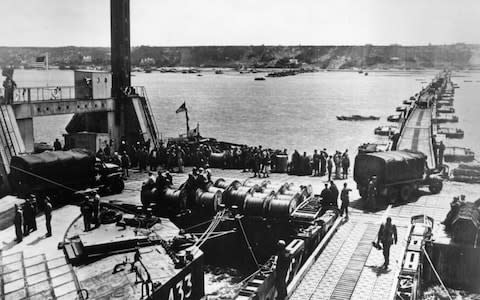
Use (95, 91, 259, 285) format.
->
(9, 149, 124, 198)
(354, 150, 443, 205)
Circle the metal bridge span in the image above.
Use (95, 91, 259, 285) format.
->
(396, 106, 436, 169)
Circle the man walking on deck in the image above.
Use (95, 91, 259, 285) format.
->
(377, 217, 398, 269)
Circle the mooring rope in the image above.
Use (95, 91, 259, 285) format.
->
(183, 218, 214, 231)
(5, 162, 78, 192)
(237, 217, 260, 269)
(422, 246, 453, 300)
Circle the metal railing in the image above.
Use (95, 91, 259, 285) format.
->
(12, 86, 75, 103)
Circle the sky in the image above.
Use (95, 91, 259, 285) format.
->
(1, 0, 480, 47)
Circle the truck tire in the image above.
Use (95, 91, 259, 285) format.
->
(399, 184, 414, 202)
(111, 178, 125, 194)
(428, 178, 443, 194)
(387, 187, 399, 204)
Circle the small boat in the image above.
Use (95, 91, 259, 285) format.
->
(387, 114, 401, 122)
(444, 147, 475, 163)
(437, 106, 455, 113)
(197, 74, 203, 77)
(254, 77, 266, 81)
(437, 127, 464, 139)
(215, 70, 224, 74)
(432, 114, 459, 124)
(336, 115, 380, 121)
(396, 106, 408, 112)
(437, 100, 454, 106)
(374, 125, 398, 136)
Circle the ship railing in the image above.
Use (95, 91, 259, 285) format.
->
(12, 86, 75, 103)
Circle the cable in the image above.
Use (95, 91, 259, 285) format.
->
(6, 162, 78, 193)
(183, 218, 214, 231)
(422, 246, 453, 300)
(237, 217, 260, 269)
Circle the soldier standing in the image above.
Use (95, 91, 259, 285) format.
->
(327, 156, 333, 181)
(367, 176, 378, 208)
(14, 204, 23, 242)
(438, 141, 446, 167)
(377, 217, 398, 269)
(121, 151, 130, 178)
(93, 194, 101, 228)
(29, 196, 37, 232)
(340, 183, 352, 219)
(23, 199, 32, 236)
(80, 198, 93, 232)
(44, 197, 52, 237)
(274, 240, 291, 300)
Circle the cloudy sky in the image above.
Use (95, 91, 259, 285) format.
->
(1, 0, 480, 47)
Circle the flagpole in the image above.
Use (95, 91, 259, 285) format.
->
(46, 52, 49, 87)
(185, 109, 190, 136)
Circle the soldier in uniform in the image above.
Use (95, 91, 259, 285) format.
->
(340, 183, 352, 219)
(367, 176, 378, 208)
(80, 198, 93, 232)
(44, 197, 52, 237)
(377, 217, 398, 269)
(93, 194, 101, 228)
(274, 240, 291, 300)
(22, 199, 32, 236)
(29, 195, 37, 232)
(14, 204, 23, 242)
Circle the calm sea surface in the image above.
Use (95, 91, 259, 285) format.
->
(13, 69, 480, 158)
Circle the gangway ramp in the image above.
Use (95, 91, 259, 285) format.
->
(396, 108, 436, 169)
(289, 219, 408, 300)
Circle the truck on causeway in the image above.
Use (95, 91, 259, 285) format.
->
(8, 149, 124, 198)
(353, 150, 443, 206)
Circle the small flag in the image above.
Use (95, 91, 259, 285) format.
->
(176, 102, 187, 114)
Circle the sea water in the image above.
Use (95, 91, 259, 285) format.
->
(13, 68, 480, 158)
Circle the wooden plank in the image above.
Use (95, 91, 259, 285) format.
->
(330, 224, 376, 299)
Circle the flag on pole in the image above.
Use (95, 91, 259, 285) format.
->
(176, 102, 187, 113)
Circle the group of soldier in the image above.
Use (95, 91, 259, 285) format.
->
(14, 195, 52, 243)
(291, 149, 350, 179)
(319, 181, 352, 218)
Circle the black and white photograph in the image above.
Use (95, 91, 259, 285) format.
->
(1, 0, 480, 299)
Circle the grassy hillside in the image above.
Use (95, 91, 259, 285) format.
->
(1, 44, 479, 69)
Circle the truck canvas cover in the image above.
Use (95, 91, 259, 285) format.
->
(354, 150, 426, 186)
(9, 149, 96, 193)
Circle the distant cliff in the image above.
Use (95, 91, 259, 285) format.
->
(1, 44, 480, 69)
